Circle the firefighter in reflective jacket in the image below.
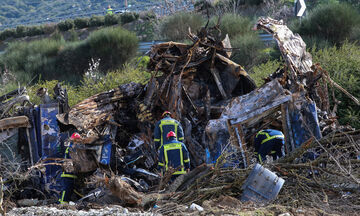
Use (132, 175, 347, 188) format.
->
(154, 111, 184, 150)
(158, 131, 190, 179)
(106, 5, 114, 15)
(58, 133, 79, 204)
(254, 129, 285, 163)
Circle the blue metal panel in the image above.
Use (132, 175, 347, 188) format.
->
(289, 101, 322, 149)
(39, 103, 61, 158)
(99, 135, 112, 165)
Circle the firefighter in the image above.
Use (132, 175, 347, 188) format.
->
(58, 133, 79, 204)
(158, 131, 190, 180)
(254, 129, 285, 163)
(154, 111, 184, 150)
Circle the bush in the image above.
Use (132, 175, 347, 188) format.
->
(87, 27, 138, 71)
(89, 15, 105, 27)
(215, 13, 253, 39)
(74, 17, 89, 29)
(231, 32, 267, 69)
(295, 3, 360, 44)
(0, 28, 16, 41)
(57, 19, 75, 31)
(311, 42, 360, 128)
(139, 11, 156, 21)
(250, 60, 281, 87)
(120, 12, 139, 25)
(42, 23, 57, 35)
(0, 26, 139, 85)
(26, 25, 45, 36)
(160, 12, 205, 41)
(15, 25, 27, 38)
(104, 14, 119, 26)
(349, 26, 360, 44)
(0, 38, 64, 83)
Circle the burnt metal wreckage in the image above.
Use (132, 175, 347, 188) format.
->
(0, 17, 359, 214)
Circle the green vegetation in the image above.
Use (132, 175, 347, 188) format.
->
(213, 13, 266, 69)
(159, 12, 205, 41)
(27, 61, 151, 107)
(291, 3, 360, 46)
(0, 26, 138, 84)
(0, 12, 142, 42)
(0, 0, 156, 28)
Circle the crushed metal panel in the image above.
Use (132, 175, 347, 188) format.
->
(287, 96, 322, 150)
(40, 103, 61, 159)
(221, 79, 291, 121)
(205, 79, 291, 166)
(255, 17, 312, 79)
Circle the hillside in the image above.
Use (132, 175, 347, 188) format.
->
(0, 0, 158, 29)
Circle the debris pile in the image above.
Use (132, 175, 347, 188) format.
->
(0, 17, 359, 215)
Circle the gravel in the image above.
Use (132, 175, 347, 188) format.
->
(8, 205, 158, 216)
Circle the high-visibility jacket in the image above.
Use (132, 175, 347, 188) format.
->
(58, 144, 77, 204)
(157, 138, 190, 176)
(107, 8, 114, 15)
(254, 129, 285, 163)
(154, 116, 184, 150)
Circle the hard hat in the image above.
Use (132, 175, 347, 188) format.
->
(71, 132, 81, 140)
(162, 111, 171, 118)
(166, 131, 176, 139)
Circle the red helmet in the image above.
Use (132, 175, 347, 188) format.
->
(166, 131, 176, 139)
(162, 111, 171, 118)
(71, 132, 81, 140)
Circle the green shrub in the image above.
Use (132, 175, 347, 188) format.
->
(57, 19, 75, 31)
(68, 29, 79, 42)
(139, 11, 156, 21)
(311, 42, 360, 128)
(42, 23, 57, 35)
(89, 15, 105, 27)
(0, 38, 64, 83)
(120, 12, 139, 25)
(349, 26, 360, 44)
(104, 14, 119, 26)
(215, 13, 253, 39)
(250, 60, 281, 87)
(0, 26, 138, 85)
(74, 17, 89, 29)
(87, 26, 138, 71)
(296, 3, 360, 44)
(0, 28, 16, 41)
(26, 25, 45, 36)
(15, 25, 27, 38)
(160, 12, 205, 41)
(231, 32, 267, 69)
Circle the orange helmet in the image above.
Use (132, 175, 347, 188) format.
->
(162, 111, 171, 118)
(166, 131, 176, 139)
(70, 132, 81, 140)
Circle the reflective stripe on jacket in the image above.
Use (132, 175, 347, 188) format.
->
(158, 139, 190, 175)
(254, 129, 285, 163)
(154, 116, 184, 150)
